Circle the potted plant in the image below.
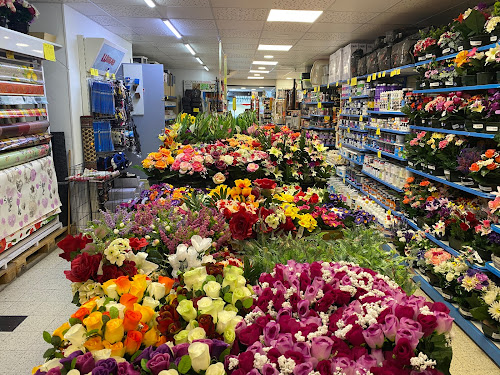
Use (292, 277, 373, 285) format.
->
(485, 44, 500, 83)
(436, 134, 468, 181)
(473, 220, 500, 264)
(7, 0, 39, 34)
(0, 0, 15, 28)
(438, 30, 462, 55)
(454, 49, 485, 86)
(439, 64, 461, 87)
(413, 27, 444, 61)
(457, 147, 483, 187)
(453, 5, 491, 48)
(469, 148, 500, 192)
(424, 61, 443, 88)
(483, 90, 500, 133)
(465, 95, 487, 131)
(471, 288, 500, 342)
(485, 2, 500, 42)
(423, 248, 452, 287)
(432, 255, 469, 302)
(455, 268, 490, 320)
(448, 207, 481, 250)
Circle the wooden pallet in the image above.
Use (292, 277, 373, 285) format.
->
(0, 225, 67, 285)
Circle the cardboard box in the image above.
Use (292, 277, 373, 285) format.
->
(29, 32, 57, 43)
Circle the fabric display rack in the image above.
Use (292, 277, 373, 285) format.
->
(0, 27, 65, 284)
(324, 35, 500, 365)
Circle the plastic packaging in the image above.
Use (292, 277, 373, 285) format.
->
(366, 52, 379, 74)
(377, 46, 392, 71)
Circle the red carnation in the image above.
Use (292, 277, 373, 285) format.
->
(64, 252, 102, 282)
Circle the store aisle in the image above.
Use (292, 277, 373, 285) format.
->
(0, 249, 497, 375)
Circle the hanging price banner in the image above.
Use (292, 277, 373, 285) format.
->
(6, 51, 14, 60)
(43, 43, 56, 61)
(367, 76, 371, 82)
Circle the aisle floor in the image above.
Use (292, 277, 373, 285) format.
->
(0, 249, 498, 375)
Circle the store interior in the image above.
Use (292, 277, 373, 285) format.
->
(0, 0, 500, 374)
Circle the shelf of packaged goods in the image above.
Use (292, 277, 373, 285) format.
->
(414, 84, 500, 94)
(308, 127, 336, 131)
(342, 143, 367, 153)
(361, 170, 403, 192)
(340, 154, 364, 166)
(303, 101, 336, 105)
(344, 177, 364, 192)
(362, 190, 404, 217)
(413, 271, 500, 367)
(339, 113, 369, 119)
(301, 116, 310, 119)
(310, 114, 327, 117)
(367, 110, 406, 116)
(492, 225, 500, 235)
(341, 94, 371, 100)
(364, 125, 410, 135)
(338, 125, 367, 133)
(407, 167, 496, 199)
(409, 125, 496, 139)
(365, 145, 406, 162)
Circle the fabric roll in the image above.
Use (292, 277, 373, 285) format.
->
(0, 144, 50, 170)
(0, 81, 44, 96)
(0, 133, 52, 152)
(0, 108, 47, 118)
(0, 120, 49, 138)
(0, 62, 43, 84)
(0, 155, 61, 241)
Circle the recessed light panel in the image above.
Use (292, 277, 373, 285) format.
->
(143, 0, 155, 8)
(184, 44, 196, 55)
(248, 76, 264, 79)
(249, 70, 269, 73)
(253, 61, 278, 65)
(163, 20, 181, 38)
(258, 44, 292, 51)
(267, 9, 323, 23)
(264, 55, 273, 58)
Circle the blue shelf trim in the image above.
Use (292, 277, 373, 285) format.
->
(342, 143, 367, 152)
(492, 225, 500, 234)
(303, 101, 336, 105)
(339, 113, 369, 119)
(339, 125, 368, 133)
(341, 94, 371, 99)
(310, 114, 326, 117)
(367, 110, 406, 116)
(485, 262, 500, 278)
(363, 190, 404, 217)
(405, 218, 420, 231)
(340, 154, 364, 166)
(165, 105, 176, 108)
(413, 273, 500, 367)
(324, 144, 336, 147)
(407, 167, 496, 199)
(365, 145, 406, 161)
(365, 125, 409, 134)
(361, 170, 403, 192)
(413, 83, 500, 94)
(301, 116, 310, 119)
(409, 125, 496, 139)
(345, 178, 364, 191)
(309, 127, 336, 131)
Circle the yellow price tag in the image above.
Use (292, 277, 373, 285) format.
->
(327, 84, 330, 89)
(112, 73, 116, 80)
(387, 210, 392, 216)
(343, 178, 346, 184)
(359, 115, 363, 121)
(376, 127, 381, 135)
(105, 72, 110, 79)
(193, 108, 199, 113)
(349, 97, 352, 102)
(347, 79, 350, 85)
(390, 71, 395, 77)
(397, 69, 401, 75)
(324, 116, 330, 121)
(372, 73, 377, 80)
(351, 77, 357, 86)
(377, 72, 382, 78)
(303, 90, 307, 95)
(43, 43, 56, 61)
(377, 150, 382, 158)
(318, 102, 322, 109)
(336, 81, 339, 87)
(347, 127, 351, 133)
(232, 97, 236, 111)
(367, 75, 371, 82)
(382, 71, 386, 77)
(6, 51, 14, 59)
(339, 143, 342, 148)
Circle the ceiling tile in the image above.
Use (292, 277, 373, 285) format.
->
(210, 0, 269, 7)
(170, 19, 217, 32)
(309, 23, 362, 33)
(328, 0, 399, 12)
(318, 11, 379, 24)
(263, 22, 312, 33)
(271, 0, 335, 10)
(221, 37, 259, 44)
(158, 6, 214, 19)
(184, 28, 220, 37)
(155, 0, 210, 6)
(301, 32, 353, 41)
(216, 20, 264, 31)
(259, 31, 305, 40)
(104, 25, 137, 35)
(368, 12, 425, 25)
(87, 15, 124, 27)
(295, 39, 339, 47)
(220, 29, 261, 38)
(386, 0, 461, 13)
(91, 0, 144, 4)
(258, 38, 300, 45)
(213, 8, 268, 21)
(67, 3, 109, 16)
(223, 43, 257, 51)
(96, 3, 160, 17)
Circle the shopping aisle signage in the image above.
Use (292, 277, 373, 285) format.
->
(92, 43, 125, 75)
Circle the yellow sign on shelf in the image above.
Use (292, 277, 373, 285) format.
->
(336, 81, 339, 87)
(376, 127, 381, 135)
(111, 73, 116, 80)
(377, 72, 382, 78)
(232, 97, 236, 111)
(317, 102, 322, 109)
(348, 97, 352, 102)
(350, 77, 357, 86)
(6, 51, 14, 60)
(193, 108, 200, 113)
(327, 84, 330, 89)
(367, 76, 371, 82)
(388, 210, 392, 216)
(43, 43, 56, 62)
(372, 73, 377, 80)
(324, 116, 330, 121)
(347, 127, 350, 133)
(105, 72, 110, 79)
(90, 68, 98, 76)
(359, 115, 363, 122)
(377, 150, 382, 158)
(382, 71, 386, 77)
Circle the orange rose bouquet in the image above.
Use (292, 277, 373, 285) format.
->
(469, 148, 500, 192)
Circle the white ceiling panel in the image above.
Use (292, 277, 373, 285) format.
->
(66, 3, 110, 16)
(213, 8, 268, 21)
(158, 6, 214, 19)
(271, 0, 335, 10)
(87, 15, 124, 27)
(318, 11, 379, 24)
(353, 23, 408, 39)
(210, 0, 270, 8)
(91, 0, 144, 4)
(386, 0, 464, 13)
(155, 0, 210, 6)
(295, 39, 340, 47)
(103, 25, 138, 35)
(328, 0, 399, 13)
(259, 31, 305, 40)
(263, 22, 312, 33)
(96, 4, 160, 18)
(216, 20, 264, 31)
(309, 23, 362, 33)
(183, 29, 220, 37)
(301, 32, 353, 41)
(219, 29, 261, 38)
(170, 19, 217, 31)
(368, 12, 426, 25)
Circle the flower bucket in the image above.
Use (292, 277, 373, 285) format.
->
(8, 21, 29, 34)
(477, 183, 497, 193)
(462, 75, 477, 86)
(475, 247, 491, 264)
(448, 236, 463, 251)
(0, 16, 7, 28)
(484, 122, 500, 134)
(468, 35, 491, 47)
(443, 169, 461, 182)
(476, 72, 494, 85)
(458, 305, 474, 320)
(459, 176, 477, 188)
(440, 287, 455, 302)
(496, 71, 500, 83)
(481, 321, 500, 342)
(427, 164, 444, 176)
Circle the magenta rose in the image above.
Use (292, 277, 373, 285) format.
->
(394, 305, 415, 320)
(430, 302, 450, 314)
(263, 321, 280, 346)
(435, 312, 453, 334)
(417, 313, 438, 337)
(278, 315, 301, 335)
(316, 360, 333, 375)
(381, 314, 399, 341)
(293, 362, 313, 375)
(262, 364, 279, 375)
(238, 351, 255, 373)
(310, 336, 334, 361)
(297, 299, 311, 319)
(238, 324, 261, 346)
(393, 337, 414, 365)
(345, 324, 365, 346)
(362, 324, 385, 349)
(330, 337, 351, 358)
(284, 350, 305, 365)
(395, 328, 420, 350)
(147, 353, 170, 375)
(275, 333, 294, 354)
(266, 348, 281, 364)
(316, 292, 336, 312)
(293, 342, 311, 358)
(357, 354, 378, 370)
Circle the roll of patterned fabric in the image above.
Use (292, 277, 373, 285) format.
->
(0, 133, 52, 152)
(0, 62, 43, 84)
(0, 120, 49, 138)
(0, 144, 50, 170)
(0, 81, 44, 96)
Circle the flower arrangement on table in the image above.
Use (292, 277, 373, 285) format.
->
(228, 261, 454, 375)
(454, 268, 491, 318)
(428, 255, 469, 301)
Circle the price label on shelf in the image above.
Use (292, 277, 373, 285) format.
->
(372, 73, 377, 80)
(390, 70, 395, 77)
(347, 78, 350, 85)
(347, 127, 350, 133)
(6, 51, 14, 60)
(397, 68, 401, 75)
(111, 73, 116, 80)
(317, 102, 322, 108)
(343, 178, 346, 184)
(325, 116, 330, 121)
(376, 127, 381, 135)
(351, 77, 357, 86)
(377, 72, 382, 78)
(339, 142, 342, 148)
(90, 68, 98, 76)
(377, 150, 382, 158)
(348, 97, 352, 102)
(336, 81, 339, 87)
(367, 75, 371, 82)
(382, 71, 386, 77)
(193, 108, 200, 113)
(43, 43, 56, 61)
(105, 72, 110, 79)
(303, 90, 306, 95)
(359, 115, 363, 121)
(388, 210, 392, 216)
(327, 84, 330, 89)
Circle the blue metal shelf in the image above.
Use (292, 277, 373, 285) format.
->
(407, 167, 496, 199)
(303, 101, 336, 105)
(365, 125, 409, 134)
(324, 144, 336, 147)
(340, 154, 363, 166)
(309, 127, 336, 131)
(310, 114, 326, 117)
(339, 125, 367, 133)
(413, 273, 500, 367)
(301, 116, 310, 119)
(363, 190, 403, 217)
(365, 145, 406, 161)
(341, 94, 371, 99)
(165, 105, 176, 108)
(409, 125, 496, 139)
(367, 110, 406, 116)
(414, 83, 500, 94)
(361, 170, 403, 192)
(492, 225, 500, 235)
(342, 143, 367, 152)
(485, 262, 500, 278)
(339, 113, 369, 119)
(345, 177, 364, 191)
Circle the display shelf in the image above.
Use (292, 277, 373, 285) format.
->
(365, 145, 406, 161)
(341, 94, 371, 99)
(492, 225, 500, 234)
(344, 177, 364, 191)
(301, 116, 310, 119)
(165, 105, 176, 108)
(365, 125, 409, 134)
(414, 84, 500, 94)
(303, 101, 336, 105)
(339, 125, 367, 133)
(409, 125, 496, 139)
(340, 154, 363, 166)
(308, 127, 336, 131)
(367, 110, 406, 116)
(413, 273, 500, 367)
(407, 167, 496, 199)
(363, 190, 403, 217)
(0, 27, 62, 59)
(324, 144, 336, 147)
(361, 169, 403, 192)
(310, 114, 327, 117)
(485, 262, 500, 278)
(340, 113, 369, 119)
(342, 143, 367, 152)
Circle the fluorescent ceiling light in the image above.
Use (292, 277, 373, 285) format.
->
(248, 76, 264, 79)
(254, 74, 260, 76)
(249, 70, 269, 73)
(286, 77, 292, 79)
(16, 43, 29, 47)
(184, 44, 196, 55)
(258, 67, 266, 70)
(204, 66, 209, 71)
(253, 61, 278, 65)
(143, 0, 156, 7)
(196, 57, 204, 65)
(163, 20, 181, 39)
(259, 86, 264, 88)
(258, 44, 292, 51)
(241, 87, 246, 89)
(267, 9, 323, 23)
(264, 55, 273, 58)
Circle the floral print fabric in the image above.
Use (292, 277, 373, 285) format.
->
(0, 144, 50, 170)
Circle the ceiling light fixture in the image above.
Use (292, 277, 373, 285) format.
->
(267, 9, 323, 23)
(286, 77, 293, 80)
(254, 73, 260, 76)
(248, 76, 264, 79)
(203, 66, 209, 71)
(258, 44, 292, 51)
(184, 44, 196, 55)
(163, 20, 182, 39)
(249, 70, 269, 73)
(264, 55, 273, 58)
(143, 0, 156, 7)
(196, 57, 204, 65)
(241, 87, 246, 89)
(16, 43, 29, 47)
(259, 86, 264, 88)
(253, 61, 278, 65)
(258, 67, 266, 70)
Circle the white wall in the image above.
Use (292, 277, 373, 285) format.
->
(31, 3, 132, 166)
(167, 69, 217, 97)
(276, 79, 295, 90)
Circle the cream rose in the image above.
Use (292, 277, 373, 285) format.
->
(183, 267, 208, 291)
(203, 281, 222, 299)
(216, 310, 237, 334)
(142, 296, 160, 310)
(177, 300, 197, 322)
(105, 302, 126, 319)
(212, 172, 226, 185)
(92, 349, 112, 361)
(232, 286, 252, 305)
(67, 370, 81, 375)
(174, 330, 189, 344)
(63, 324, 87, 347)
(224, 304, 238, 313)
(188, 327, 207, 343)
(223, 327, 236, 343)
(103, 283, 119, 300)
(188, 342, 211, 372)
(147, 282, 166, 300)
(159, 370, 180, 375)
(205, 363, 225, 375)
(223, 265, 244, 278)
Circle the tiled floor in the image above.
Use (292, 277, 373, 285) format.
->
(0, 248, 498, 375)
